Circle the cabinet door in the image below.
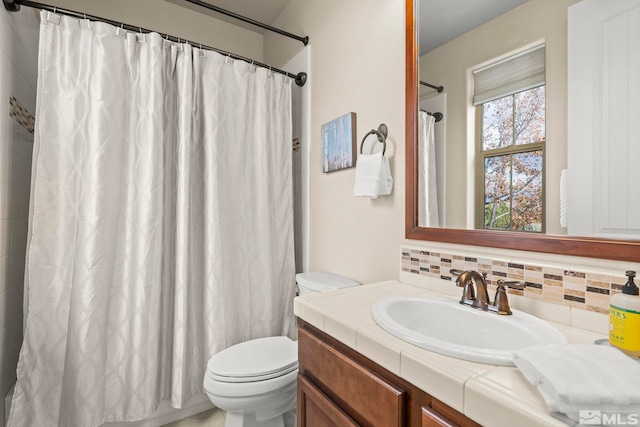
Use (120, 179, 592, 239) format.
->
(298, 374, 360, 427)
(567, 0, 640, 238)
(421, 406, 459, 427)
(298, 328, 405, 427)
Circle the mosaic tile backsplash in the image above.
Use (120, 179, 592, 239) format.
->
(401, 247, 627, 314)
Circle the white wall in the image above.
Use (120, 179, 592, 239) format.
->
(265, 0, 406, 284)
(0, 6, 39, 424)
(419, 0, 580, 234)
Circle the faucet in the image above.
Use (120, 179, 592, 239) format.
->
(450, 269, 525, 315)
(451, 269, 490, 310)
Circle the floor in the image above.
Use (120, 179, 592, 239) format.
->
(163, 408, 297, 427)
(162, 408, 226, 427)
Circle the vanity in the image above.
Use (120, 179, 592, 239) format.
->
(297, 320, 476, 427)
(294, 279, 606, 427)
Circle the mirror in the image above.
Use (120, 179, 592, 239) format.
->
(405, 0, 640, 261)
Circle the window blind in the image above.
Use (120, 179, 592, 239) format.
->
(473, 45, 545, 106)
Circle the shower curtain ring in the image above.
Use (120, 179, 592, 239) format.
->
(53, 6, 56, 13)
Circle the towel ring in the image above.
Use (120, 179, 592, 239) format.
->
(360, 124, 388, 156)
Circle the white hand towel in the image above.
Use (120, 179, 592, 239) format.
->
(514, 344, 640, 423)
(353, 151, 393, 199)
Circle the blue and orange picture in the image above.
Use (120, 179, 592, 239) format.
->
(321, 112, 356, 173)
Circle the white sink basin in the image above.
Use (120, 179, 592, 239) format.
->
(372, 297, 567, 365)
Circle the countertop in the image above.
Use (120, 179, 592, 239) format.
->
(294, 280, 607, 427)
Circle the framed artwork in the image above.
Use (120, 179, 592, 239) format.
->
(321, 112, 356, 173)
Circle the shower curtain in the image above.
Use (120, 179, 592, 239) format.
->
(9, 11, 295, 427)
(418, 111, 440, 227)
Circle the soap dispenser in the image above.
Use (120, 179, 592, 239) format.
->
(609, 270, 640, 357)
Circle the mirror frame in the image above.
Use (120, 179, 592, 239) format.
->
(405, 0, 640, 262)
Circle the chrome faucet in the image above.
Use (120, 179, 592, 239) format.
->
(450, 269, 525, 315)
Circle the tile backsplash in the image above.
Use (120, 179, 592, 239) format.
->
(401, 246, 628, 314)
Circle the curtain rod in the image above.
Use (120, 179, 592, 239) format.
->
(419, 109, 443, 122)
(183, 0, 308, 46)
(2, 0, 308, 87)
(420, 81, 444, 93)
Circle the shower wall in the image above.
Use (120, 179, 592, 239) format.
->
(0, 6, 39, 425)
(285, 48, 311, 274)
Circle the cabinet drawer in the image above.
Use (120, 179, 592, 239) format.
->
(422, 406, 459, 427)
(298, 328, 405, 427)
(298, 374, 359, 427)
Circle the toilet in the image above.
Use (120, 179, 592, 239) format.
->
(203, 272, 359, 427)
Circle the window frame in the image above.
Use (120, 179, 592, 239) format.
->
(474, 88, 546, 233)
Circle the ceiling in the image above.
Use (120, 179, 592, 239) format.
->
(167, 0, 291, 34)
(168, 0, 529, 54)
(419, 0, 529, 55)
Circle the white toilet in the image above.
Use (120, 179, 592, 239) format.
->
(203, 272, 359, 427)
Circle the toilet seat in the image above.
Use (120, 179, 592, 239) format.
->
(206, 363, 298, 383)
(204, 367, 298, 399)
(206, 336, 298, 383)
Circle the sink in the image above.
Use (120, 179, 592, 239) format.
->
(371, 297, 567, 365)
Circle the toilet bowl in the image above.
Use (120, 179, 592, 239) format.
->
(204, 336, 298, 427)
(204, 272, 358, 427)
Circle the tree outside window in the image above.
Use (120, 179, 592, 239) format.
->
(478, 86, 545, 232)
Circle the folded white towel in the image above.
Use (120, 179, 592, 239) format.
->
(353, 151, 393, 199)
(514, 344, 640, 423)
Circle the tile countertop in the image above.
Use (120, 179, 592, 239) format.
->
(293, 280, 607, 427)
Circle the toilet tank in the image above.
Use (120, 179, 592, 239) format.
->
(296, 272, 359, 296)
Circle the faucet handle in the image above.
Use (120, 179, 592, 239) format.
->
(499, 279, 525, 290)
(493, 279, 526, 315)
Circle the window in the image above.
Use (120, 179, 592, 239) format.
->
(473, 46, 545, 232)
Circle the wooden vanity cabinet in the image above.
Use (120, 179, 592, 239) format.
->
(297, 320, 481, 427)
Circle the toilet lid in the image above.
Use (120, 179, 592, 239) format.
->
(296, 272, 359, 292)
(206, 336, 298, 383)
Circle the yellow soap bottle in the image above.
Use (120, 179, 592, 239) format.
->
(609, 270, 640, 357)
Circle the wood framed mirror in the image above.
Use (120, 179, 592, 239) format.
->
(404, 0, 640, 262)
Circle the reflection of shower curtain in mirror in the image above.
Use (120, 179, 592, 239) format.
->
(418, 112, 440, 227)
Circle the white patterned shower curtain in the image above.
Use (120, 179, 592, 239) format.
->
(9, 11, 295, 427)
(418, 111, 440, 227)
